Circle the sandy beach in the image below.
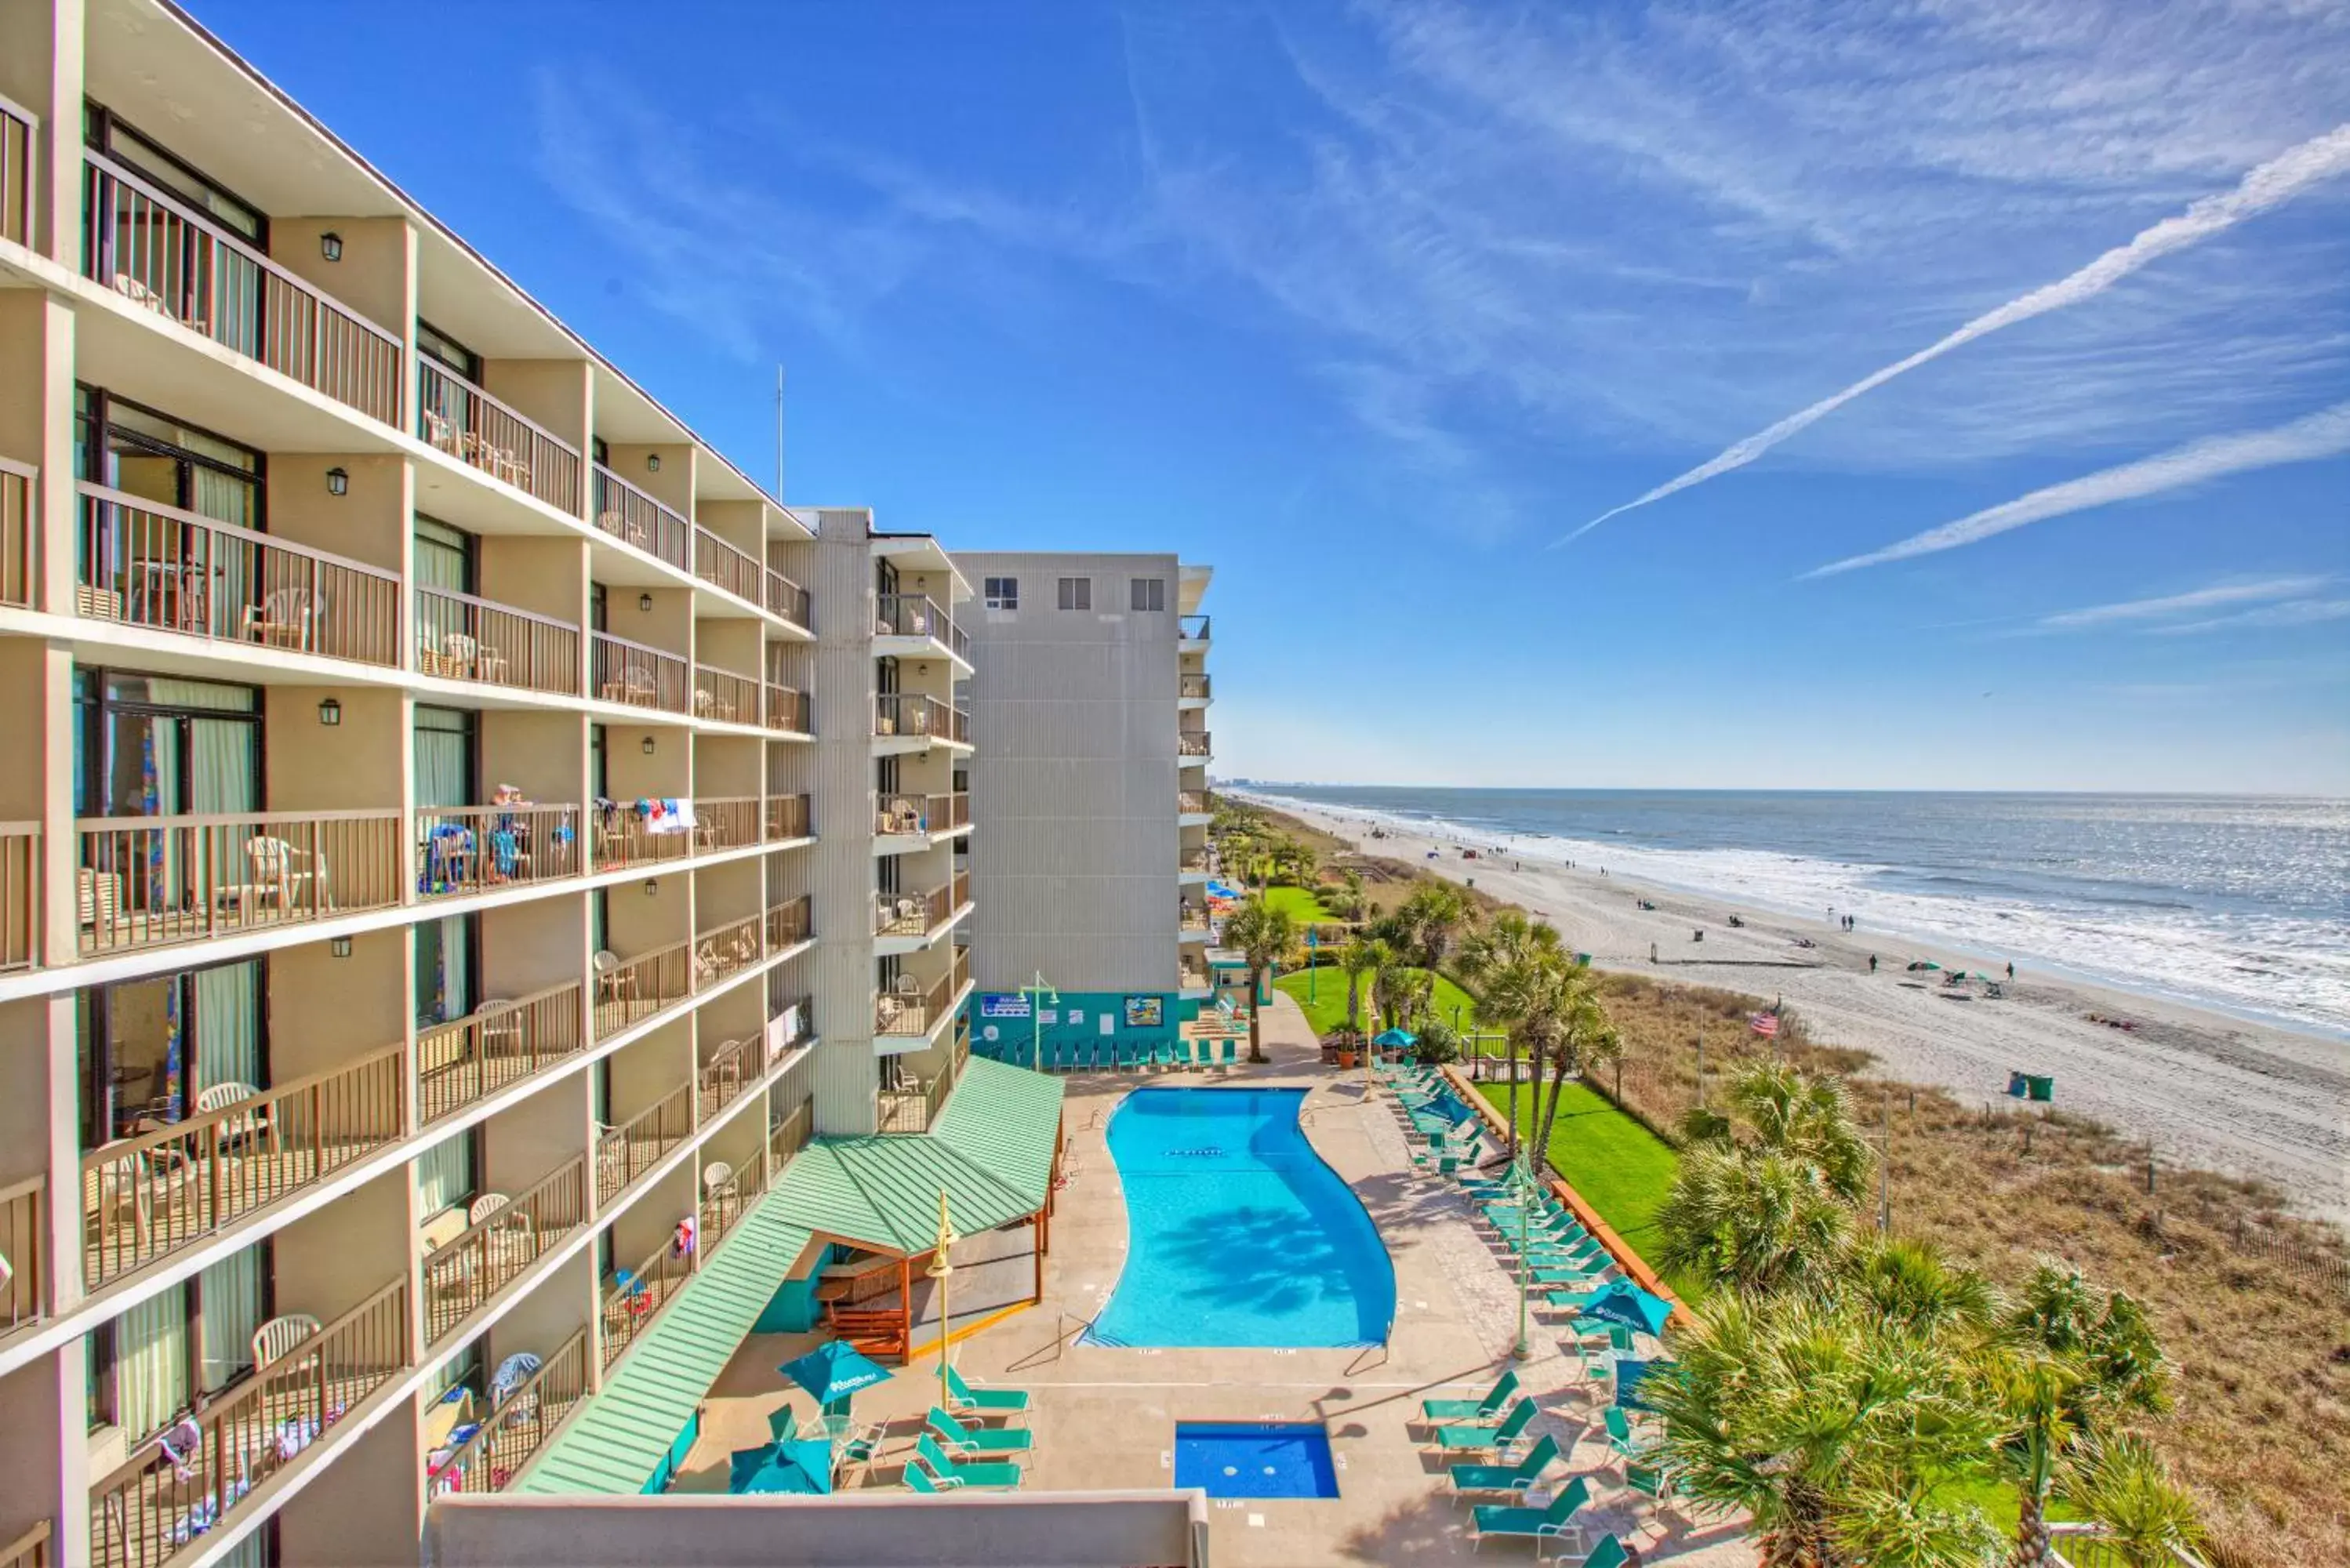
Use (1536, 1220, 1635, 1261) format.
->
(1249, 797, 2350, 1225)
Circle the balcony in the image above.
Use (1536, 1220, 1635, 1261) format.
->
(426, 1327, 588, 1497)
(1179, 614, 1211, 648)
(589, 800, 693, 871)
(874, 871, 971, 946)
(873, 692, 968, 750)
(598, 1221, 689, 1372)
(1178, 791, 1211, 822)
(765, 794, 812, 843)
(418, 804, 583, 899)
(420, 361, 583, 514)
(1179, 958, 1210, 992)
(874, 593, 968, 661)
(416, 982, 586, 1127)
(765, 568, 812, 631)
(594, 1083, 691, 1206)
(1, 1520, 48, 1568)
(1, 92, 31, 248)
(590, 465, 688, 572)
(1179, 849, 1212, 880)
(689, 797, 763, 855)
(592, 896, 810, 1042)
(416, 586, 582, 696)
(696, 1033, 765, 1127)
(763, 683, 810, 735)
(877, 1028, 970, 1135)
(1, 1174, 45, 1345)
(591, 631, 690, 713)
(81, 1042, 406, 1290)
(874, 792, 969, 844)
(90, 1276, 410, 1568)
(1179, 673, 1211, 702)
(692, 663, 758, 724)
(1179, 731, 1211, 760)
(702, 1101, 812, 1254)
(77, 483, 402, 667)
(874, 949, 971, 1043)
(1, 455, 32, 608)
(76, 809, 404, 957)
(1178, 902, 1214, 942)
(423, 1157, 589, 1345)
(83, 149, 403, 426)
(1, 822, 35, 970)
(692, 527, 761, 604)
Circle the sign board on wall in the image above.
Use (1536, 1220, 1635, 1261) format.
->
(979, 994, 1031, 1019)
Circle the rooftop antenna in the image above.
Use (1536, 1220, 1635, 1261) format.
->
(773, 364, 786, 502)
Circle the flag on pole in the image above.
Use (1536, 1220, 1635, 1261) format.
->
(1748, 1011, 1780, 1038)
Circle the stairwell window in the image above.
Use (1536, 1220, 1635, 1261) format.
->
(1131, 577, 1166, 612)
(1056, 576, 1091, 612)
(983, 576, 1019, 610)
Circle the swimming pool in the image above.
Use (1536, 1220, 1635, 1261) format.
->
(1087, 1087, 1397, 1348)
(1172, 1422, 1339, 1499)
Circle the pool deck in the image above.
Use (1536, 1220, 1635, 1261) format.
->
(681, 993, 1756, 1566)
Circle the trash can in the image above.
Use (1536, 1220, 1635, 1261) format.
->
(2025, 1075, 2054, 1103)
(2007, 1071, 2029, 1098)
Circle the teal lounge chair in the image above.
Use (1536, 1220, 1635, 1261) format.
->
(1432, 1397, 1536, 1455)
(910, 1434, 1022, 1490)
(1624, 1461, 1681, 1515)
(946, 1364, 1030, 1417)
(927, 1406, 1033, 1455)
(1157, 1040, 1178, 1069)
(1469, 1481, 1597, 1559)
(1219, 1037, 1237, 1067)
(1546, 1286, 1611, 1316)
(1422, 1369, 1519, 1426)
(1450, 1434, 1564, 1499)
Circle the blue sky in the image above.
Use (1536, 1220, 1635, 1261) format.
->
(212, 1, 2350, 793)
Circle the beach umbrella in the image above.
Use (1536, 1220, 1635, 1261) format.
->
(728, 1437, 834, 1494)
(779, 1340, 892, 1417)
(1614, 1357, 1676, 1413)
(1906, 960, 1940, 972)
(1580, 1280, 1673, 1339)
(1371, 1028, 1418, 1048)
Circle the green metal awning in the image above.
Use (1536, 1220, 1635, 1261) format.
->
(514, 1058, 1062, 1497)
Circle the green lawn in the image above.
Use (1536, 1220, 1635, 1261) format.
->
(1274, 964, 1479, 1038)
(1474, 1077, 1701, 1300)
(1262, 884, 1342, 925)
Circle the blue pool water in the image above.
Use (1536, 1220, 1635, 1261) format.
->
(1087, 1087, 1397, 1348)
(1173, 1422, 1339, 1499)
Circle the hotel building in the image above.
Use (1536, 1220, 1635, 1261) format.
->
(0, 3, 1037, 1564)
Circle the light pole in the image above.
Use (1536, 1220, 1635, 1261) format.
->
(1510, 1145, 1534, 1359)
(929, 1191, 958, 1413)
(1022, 971, 1058, 1073)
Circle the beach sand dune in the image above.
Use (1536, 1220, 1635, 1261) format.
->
(1262, 800, 2350, 1225)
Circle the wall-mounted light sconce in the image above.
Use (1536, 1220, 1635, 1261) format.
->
(643, 880, 659, 896)
(637, 593, 654, 613)
(641, 735, 656, 755)
(329, 936, 354, 959)
(646, 454, 662, 473)
(320, 231, 343, 262)
(325, 466, 349, 497)
(318, 697, 343, 727)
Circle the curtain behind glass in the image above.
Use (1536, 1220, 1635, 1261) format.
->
(192, 960, 261, 1091)
(415, 1131, 474, 1220)
(414, 916, 473, 1026)
(413, 707, 472, 809)
(115, 1286, 190, 1442)
(197, 1245, 264, 1392)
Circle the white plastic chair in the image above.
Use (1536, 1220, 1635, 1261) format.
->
(252, 1313, 321, 1369)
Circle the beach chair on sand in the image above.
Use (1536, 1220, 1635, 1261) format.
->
(1431, 1398, 1537, 1456)
(1471, 1485, 1603, 1559)
(1450, 1434, 1564, 1501)
(1422, 1369, 1519, 1427)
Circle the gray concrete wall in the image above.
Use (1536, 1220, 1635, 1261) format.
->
(955, 552, 1180, 994)
(808, 509, 881, 1134)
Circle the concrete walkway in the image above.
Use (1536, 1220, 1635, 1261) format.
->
(685, 993, 1753, 1565)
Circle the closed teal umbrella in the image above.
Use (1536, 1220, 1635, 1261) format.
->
(1582, 1280, 1673, 1338)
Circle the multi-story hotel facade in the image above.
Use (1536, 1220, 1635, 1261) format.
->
(0, 3, 1005, 1564)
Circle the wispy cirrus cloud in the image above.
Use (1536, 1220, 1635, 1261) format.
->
(2146, 597, 2350, 635)
(2034, 575, 2333, 629)
(1807, 400, 2350, 575)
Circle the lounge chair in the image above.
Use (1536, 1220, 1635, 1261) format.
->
(1604, 1407, 1644, 1461)
(1469, 1481, 1596, 1558)
(927, 1406, 1033, 1455)
(1422, 1369, 1520, 1426)
(1451, 1434, 1564, 1500)
(1623, 1462, 1682, 1517)
(1219, 1038, 1237, 1067)
(1545, 1287, 1613, 1316)
(946, 1364, 1030, 1418)
(911, 1432, 1022, 1489)
(1431, 1397, 1536, 1455)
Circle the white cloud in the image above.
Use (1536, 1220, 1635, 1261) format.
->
(2147, 597, 2350, 634)
(1807, 399, 2350, 574)
(2036, 575, 2334, 628)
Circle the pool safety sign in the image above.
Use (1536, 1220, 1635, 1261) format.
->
(978, 994, 1030, 1019)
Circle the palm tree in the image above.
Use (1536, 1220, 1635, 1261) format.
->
(1455, 911, 1564, 1156)
(1335, 935, 1387, 1047)
(1394, 881, 1476, 970)
(2057, 1435, 2204, 1568)
(1492, 957, 1620, 1181)
(1220, 897, 1295, 1065)
(1644, 1289, 2007, 1568)
(1654, 1144, 1858, 1295)
(1680, 1058, 1876, 1205)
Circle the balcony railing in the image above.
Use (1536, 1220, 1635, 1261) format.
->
(416, 982, 586, 1127)
(77, 808, 404, 956)
(696, 1034, 764, 1125)
(875, 871, 968, 939)
(0, 822, 35, 970)
(1178, 791, 1210, 815)
(1180, 674, 1211, 699)
(1179, 731, 1211, 757)
(765, 895, 813, 953)
(693, 663, 759, 724)
(589, 800, 692, 871)
(593, 940, 692, 1041)
(692, 527, 761, 603)
(1180, 849, 1211, 873)
(1179, 905, 1213, 935)
(91, 1276, 409, 1568)
(765, 793, 811, 842)
(423, 1156, 588, 1344)
(763, 683, 810, 734)
(874, 949, 970, 1040)
(875, 792, 968, 837)
(694, 796, 762, 853)
(765, 568, 811, 630)
(78, 483, 402, 666)
(417, 804, 583, 899)
(875, 593, 954, 647)
(82, 1042, 405, 1290)
(426, 1327, 587, 1497)
(1, 91, 32, 248)
(599, 1224, 690, 1372)
(590, 465, 688, 572)
(701, 1100, 812, 1254)
(1, 1173, 45, 1342)
(0, 1519, 49, 1568)
(1, 455, 33, 608)
(592, 630, 690, 713)
(1179, 960, 1210, 990)
(873, 692, 965, 745)
(416, 585, 581, 696)
(877, 1029, 969, 1136)
(595, 1083, 691, 1207)
(693, 912, 767, 990)
(1180, 614, 1211, 641)
(419, 361, 581, 513)
(84, 149, 403, 426)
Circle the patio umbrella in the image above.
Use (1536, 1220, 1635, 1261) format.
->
(1614, 1358, 1676, 1413)
(1371, 1029, 1418, 1048)
(1580, 1280, 1673, 1338)
(1906, 960, 1940, 972)
(728, 1437, 835, 1495)
(779, 1339, 893, 1418)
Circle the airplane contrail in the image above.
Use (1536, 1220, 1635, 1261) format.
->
(1556, 122, 2350, 546)
(1804, 400, 2350, 576)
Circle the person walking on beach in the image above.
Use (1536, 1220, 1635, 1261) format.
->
(1869, 953, 1878, 973)
(2007, 961, 2015, 982)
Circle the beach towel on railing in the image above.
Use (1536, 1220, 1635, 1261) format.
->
(639, 797, 697, 835)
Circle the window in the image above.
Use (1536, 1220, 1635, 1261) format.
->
(87, 105, 267, 246)
(983, 576, 1019, 611)
(77, 386, 264, 528)
(1056, 577, 1091, 612)
(412, 514, 476, 596)
(1131, 577, 1167, 612)
(412, 706, 478, 809)
(415, 320, 483, 383)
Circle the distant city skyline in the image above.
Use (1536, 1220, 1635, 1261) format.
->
(207, 0, 2350, 793)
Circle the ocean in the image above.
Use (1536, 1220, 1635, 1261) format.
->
(1239, 786, 2350, 1040)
